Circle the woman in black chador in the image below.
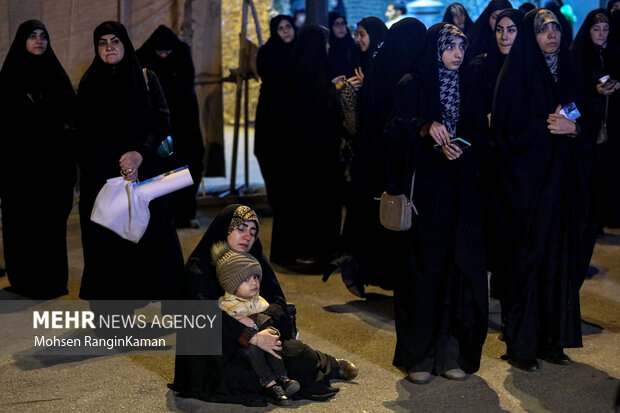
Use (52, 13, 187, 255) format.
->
(137, 25, 205, 229)
(356, 17, 388, 76)
(171, 204, 358, 406)
(76, 21, 184, 301)
(492, 9, 597, 372)
(272, 25, 341, 267)
(571, 9, 620, 229)
(334, 18, 427, 296)
(254, 15, 297, 265)
(0, 20, 76, 298)
(466, 0, 513, 60)
(385, 23, 489, 384)
(328, 12, 359, 80)
(443, 3, 474, 34)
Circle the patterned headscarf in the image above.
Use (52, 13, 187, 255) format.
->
(534, 9, 561, 81)
(227, 205, 260, 235)
(437, 24, 467, 136)
(450, 4, 466, 17)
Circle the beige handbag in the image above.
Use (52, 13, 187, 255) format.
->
(379, 172, 417, 231)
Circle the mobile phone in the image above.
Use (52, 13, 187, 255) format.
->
(434, 137, 472, 151)
(558, 102, 581, 120)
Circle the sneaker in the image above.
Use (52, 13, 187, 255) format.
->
(265, 384, 291, 406)
(277, 377, 300, 396)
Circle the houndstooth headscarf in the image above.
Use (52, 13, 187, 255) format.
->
(437, 24, 467, 136)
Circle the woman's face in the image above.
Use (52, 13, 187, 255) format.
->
(25, 29, 48, 55)
(489, 9, 503, 30)
(227, 220, 257, 253)
(332, 17, 348, 39)
(536, 22, 561, 53)
(441, 36, 466, 70)
(495, 17, 517, 54)
(590, 22, 609, 47)
(452, 10, 466, 30)
(277, 20, 295, 44)
(356, 25, 370, 52)
(98, 34, 125, 64)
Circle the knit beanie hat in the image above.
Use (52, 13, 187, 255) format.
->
(211, 241, 262, 295)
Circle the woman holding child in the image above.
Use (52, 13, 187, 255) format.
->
(170, 204, 358, 406)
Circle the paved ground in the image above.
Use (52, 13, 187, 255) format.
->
(0, 199, 619, 413)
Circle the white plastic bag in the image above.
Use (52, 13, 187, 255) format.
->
(90, 166, 194, 243)
(90, 176, 151, 243)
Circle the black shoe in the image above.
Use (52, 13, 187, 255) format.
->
(505, 356, 540, 372)
(277, 377, 300, 396)
(265, 384, 291, 406)
(542, 352, 573, 365)
(336, 359, 359, 380)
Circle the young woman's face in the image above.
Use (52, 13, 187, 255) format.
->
(277, 20, 295, 44)
(441, 36, 466, 70)
(332, 17, 348, 39)
(235, 274, 261, 299)
(489, 9, 503, 30)
(590, 22, 609, 47)
(356, 25, 370, 52)
(227, 220, 257, 253)
(495, 17, 517, 54)
(25, 29, 48, 55)
(452, 10, 466, 30)
(98, 34, 125, 64)
(536, 22, 561, 53)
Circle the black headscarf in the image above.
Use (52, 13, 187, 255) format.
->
(469, 9, 524, 113)
(442, 3, 474, 34)
(328, 12, 359, 78)
(492, 8, 584, 154)
(357, 16, 388, 75)
(137, 25, 190, 89)
(609, 0, 620, 44)
(0, 20, 73, 105)
(467, 0, 513, 60)
(256, 15, 296, 85)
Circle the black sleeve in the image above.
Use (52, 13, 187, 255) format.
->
(140, 69, 171, 159)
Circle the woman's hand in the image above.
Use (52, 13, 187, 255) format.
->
(547, 105, 576, 135)
(354, 67, 364, 84)
(331, 75, 346, 85)
(347, 75, 362, 91)
(429, 121, 452, 146)
(250, 327, 282, 359)
(119, 151, 143, 182)
(596, 80, 619, 96)
(442, 143, 463, 161)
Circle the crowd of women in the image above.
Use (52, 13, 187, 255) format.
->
(255, 0, 620, 384)
(0, 0, 619, 404)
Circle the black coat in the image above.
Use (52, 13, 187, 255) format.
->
(171, 204, 339, 405)
(385, 23, 489, 374)
(76, 21, 184, 301)
(491, 9, 597, 359)
(0, 20, 76, 298)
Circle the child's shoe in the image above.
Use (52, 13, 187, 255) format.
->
(265, 384, 291, 406)
(277, 376, 300, 396)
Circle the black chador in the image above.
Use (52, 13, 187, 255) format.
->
(137, 25, 205, 228)
(492, 9, 597, 368)
(466, 0, 513, 60)
(385, 23, 489, 378)
(76, 21, 184, 301)
(0, 20, 76, 298)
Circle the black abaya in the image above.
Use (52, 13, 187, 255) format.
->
(171, 205, 340, 405)
(492, 9, 597, 362)
(328, 12, 359, 79)
(76, 21, 184, 301)
(356, 17, 388, 76)
(0, 20, 76, 298)
(570, 9, 620, 228)
(385, 23, 489, 375)
(137, 25, 205, 228)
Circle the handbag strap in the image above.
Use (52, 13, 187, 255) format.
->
(408, 171, 418, 215)
(603, 95, 609, 127)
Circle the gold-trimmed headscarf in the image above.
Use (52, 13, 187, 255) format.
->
(227, 205, 260, 235)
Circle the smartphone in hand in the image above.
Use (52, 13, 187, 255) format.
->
(434, 137, 472, 151)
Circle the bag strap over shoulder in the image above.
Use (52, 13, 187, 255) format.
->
(409, 171, 418, 215)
